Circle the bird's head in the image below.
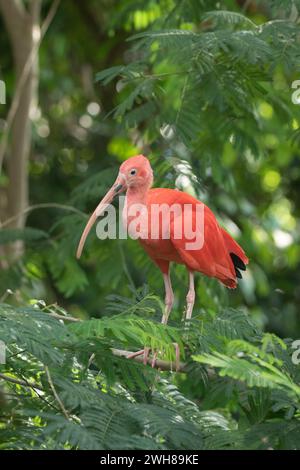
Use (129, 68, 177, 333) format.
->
(120, 154, 153, 189)
(76, 154, 153, 259)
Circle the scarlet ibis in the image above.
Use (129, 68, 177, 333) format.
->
(77, 155, 248, 365)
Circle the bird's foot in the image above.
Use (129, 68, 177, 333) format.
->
(127, 344, 180, 371)
(127, 347, 150, 365)
(173, 342, 180, 372)
(126, 347, 156, 367)
(151, 343, 180, 371)
(143, 347, 150, 365)
(151, 351, 158, 368)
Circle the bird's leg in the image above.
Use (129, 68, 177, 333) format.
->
(152, 272, 180, 370)
(161, 272, 174, 325)
(151, 272, 174, 367)
(173, 342, 180, 372)
(127, 348, 150, 362)
(129, 271, 179, 370)
(127, 347, 151, 366)
(185, 271, 195, 322)
(143, 347, 150, 365)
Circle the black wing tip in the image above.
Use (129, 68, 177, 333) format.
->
(230, 252, 247, 280)
(230, 252, 246, 271)
(235, 267, 243, 279)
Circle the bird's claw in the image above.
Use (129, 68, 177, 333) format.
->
(127, 344, 181, 372)
(151, 351, 158, 368)
(126, 347, 156, 367)
(127, 347, 151, 365)
(151, 343, 180, 371)
(143, 347, 150, 365)
(127, 349, 144, 359)
(173, 342, 180, 372)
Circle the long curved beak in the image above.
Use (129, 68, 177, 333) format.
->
(76, 174, 126, 259)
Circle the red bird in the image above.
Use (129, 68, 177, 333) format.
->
(77, 155, 248, 363)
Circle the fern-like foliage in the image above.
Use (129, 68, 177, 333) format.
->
(95, 2, 300, 181)
(1, 295, 299, 450)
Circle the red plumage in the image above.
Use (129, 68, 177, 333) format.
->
(137, 187, 248, 288)
(77, 154, 248, 364)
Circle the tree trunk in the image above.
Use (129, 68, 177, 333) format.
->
(0, 0, 41, 259)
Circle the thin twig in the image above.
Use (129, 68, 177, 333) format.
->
(111, 348, 188, 372)
(0, 372, 43, 391)
(0, 371, 81, 419)
(7, 349, 27, 360)
(19, 371, 66, 414)
(118, 241, 136, 289)
(43, 312, 80, 322)
(0, 289, 14, 302)
(0, 203, 86, 229)
(87, 353, 95, 369)
(45, 366, 70, 420)
(175, 74, 189, 127)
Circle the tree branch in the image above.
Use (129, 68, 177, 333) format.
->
(1, 307, 193, 374)
(34, 310, 188, 372)
(111, 348, 188, 372)
(42, 311, 81, 322)
(45, 366, 70, 420)
(0, 0, 61, 175)
(0, 371, 80, 422)
(0, 0, 27, 50)
(0, 372, 43, 391)
(0, 203, 87, 229)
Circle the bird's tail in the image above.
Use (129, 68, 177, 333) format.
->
(221, 228, 248, 281)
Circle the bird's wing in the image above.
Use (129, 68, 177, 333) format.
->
(170, 204, 237, 287)
(147, 188, 244, 287)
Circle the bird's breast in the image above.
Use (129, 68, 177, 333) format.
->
(122, 196, 183, 263)
(122, 197, 177, 241)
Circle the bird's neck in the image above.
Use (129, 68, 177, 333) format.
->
(125, 185, 149, 206)
(122, 185, 151, 236)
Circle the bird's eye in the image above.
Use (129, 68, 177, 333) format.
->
(130, 168, 137, 176)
